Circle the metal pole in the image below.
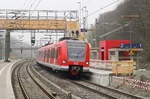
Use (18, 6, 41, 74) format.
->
(4, 30, 10, 62)
(136, 53, 139, 70)
(31, 32, 32, 59)
(0, 41, 1, 60)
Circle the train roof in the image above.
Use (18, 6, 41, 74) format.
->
(38, 39, 87, 51)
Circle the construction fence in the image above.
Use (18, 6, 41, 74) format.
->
(112, 76, 150, 91)
(90, 59, 136, 75)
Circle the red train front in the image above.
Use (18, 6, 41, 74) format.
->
(36, 39, 90, 75)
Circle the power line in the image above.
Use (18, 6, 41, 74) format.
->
(99, 22, 131, 38)
(23, 0, 31, 9)
(33, 0, 43, 10)
(24, 0, 35, 9)
(88, 0, 120, 17)
(28, 0, 38, 10)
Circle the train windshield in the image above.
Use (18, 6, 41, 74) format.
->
(67, 40, 87, 62)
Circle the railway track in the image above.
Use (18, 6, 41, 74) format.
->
(69, 80, 145, 99)
(13, 61, 57, 99)
(13, 61, 146, 99)
(33, 63, 146, 99)
(30, 62, 81, 99)
(16, 62, 30, 99)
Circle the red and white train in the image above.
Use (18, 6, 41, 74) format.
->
(36, 38, 90, 75)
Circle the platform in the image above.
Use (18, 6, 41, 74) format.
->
(0, 60, 18, 99)
(83, 68, 112, 86)
(90, 68, 112, 75)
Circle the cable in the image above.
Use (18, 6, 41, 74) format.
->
(24, 0, 35, 9)
(99, 22, 131, 38)
(87, 0, 120, 17)
(28, 0, 38, 10)
(33, 0, 43, 10)
(23, 0, 31, 9)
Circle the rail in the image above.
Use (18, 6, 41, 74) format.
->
(26, 62, 57, 99)
(16, 62, 30, 99)
(15, 61, 56, 99)
(71, 80, 145, 99)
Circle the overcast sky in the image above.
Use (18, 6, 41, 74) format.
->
(0, 0, 123, 45)
(0, 0, 122, 24)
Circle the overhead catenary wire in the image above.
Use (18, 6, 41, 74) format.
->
(33, 0, 43, 10)
(28, 0, 38, 10)
(87, 0, 120, 17)
(23, 0, 32, 9)
(99, 22, 131, 38)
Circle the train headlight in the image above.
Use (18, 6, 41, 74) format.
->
(62, 60, 67, 64)
(85, 62, 89, 65)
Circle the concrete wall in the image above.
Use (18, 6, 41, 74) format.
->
(0, 40, 4, 59)
(10, 49, 37, 59)
(83, 71, 112, 86)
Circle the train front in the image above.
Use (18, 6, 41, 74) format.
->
(66, 40, 90, 75)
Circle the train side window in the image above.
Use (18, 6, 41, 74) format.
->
(47, 49, 48, 58)
(53, 48, 55, 59)
(55, 48, 58, 59)
(41, 50, 43, 58)
(58, 47, 61, 57)
(44, 49, 46, 57)
(41, 51, 42, 58)
(42, 50, 43, 58)
(44, 50, 45, 58)
(46, 49, 48, 58)
(49, 48, 51, 58)
(51, 48, 54, 58)
(44, 49, 47, 58)
(51, 49, 52, 58)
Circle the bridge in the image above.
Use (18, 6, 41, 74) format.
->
(0, 9, 86, 61)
